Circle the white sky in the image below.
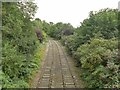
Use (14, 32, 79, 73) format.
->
(34, 0, 119, 27)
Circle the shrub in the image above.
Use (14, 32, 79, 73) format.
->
(74, 38, 119, 88)
(2, 2, 46, 88)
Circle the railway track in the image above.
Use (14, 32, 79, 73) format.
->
(37, 39, 83, 88)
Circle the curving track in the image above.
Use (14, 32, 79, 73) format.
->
(37, 39, 83, 88)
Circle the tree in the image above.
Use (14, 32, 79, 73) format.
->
(2, 2, 39, 88)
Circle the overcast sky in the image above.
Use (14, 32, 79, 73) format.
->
(34, 0, 119, 27)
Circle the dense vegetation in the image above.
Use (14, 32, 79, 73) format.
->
(2, 2, 47, 88)
(42, 9, 119, 88)
(1, 1, 119, 88)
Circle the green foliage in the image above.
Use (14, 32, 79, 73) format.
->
(2, 2, 46, 88)
(61, 35, 79, 55)
(32, 19, 47, 42)
(2, 2, 119, 88)
(60, 8, 119, 88)
(75, 38, 119, 88)
(2, 73, 29, 88)
(32, 19, 74, 40)
(73, 9, 118, 49)
(77, 9, 118, 39)
(61, 8, 118, 57)
(42, 22, 74, 39)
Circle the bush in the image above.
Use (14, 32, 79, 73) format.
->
(2, 2, 46, 88)
(60, 8, 119, 88)
(61, 35, 80, 55)
(74, 38, 119, 88)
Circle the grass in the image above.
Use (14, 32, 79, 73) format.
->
(29, 41, 47, 88)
